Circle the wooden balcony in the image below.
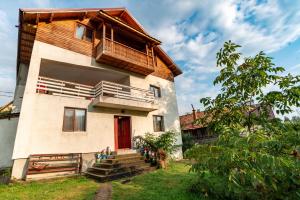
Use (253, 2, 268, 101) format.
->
(95, 38, 155, 75)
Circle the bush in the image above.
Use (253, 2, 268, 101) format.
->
(0, 168, 11, 185)
(133, 131, 179, 168)
(181, 133, 195, 154)
(186, 126, 300, 200)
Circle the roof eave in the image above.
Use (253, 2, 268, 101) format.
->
(97, 10, 161, 45)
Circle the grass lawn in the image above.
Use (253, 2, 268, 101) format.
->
(112, 161, 200, 200)
(0, 162, 199, 200)
(0, 176, 99, 200)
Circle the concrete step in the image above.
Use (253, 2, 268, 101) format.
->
(85, 152, 156, 182)
(84, 165, 155, 182)
(95, 159, 146, 169)
(114, 152, 140, 159)
(88, 166, 127, 175)
(103, 156, 143, 164)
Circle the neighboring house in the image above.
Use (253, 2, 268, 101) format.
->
(2, 8, 183, 180)
(0, 101, 14, 114)
(180, 105, 275, 143)
(180, 108, 215, 143)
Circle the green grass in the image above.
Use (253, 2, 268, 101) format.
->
(0, 162, 199, 200)
(112, 161, 200, 200)
(0, 176, 99, 200)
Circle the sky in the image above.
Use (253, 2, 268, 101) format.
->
(0, 0, 299, 118)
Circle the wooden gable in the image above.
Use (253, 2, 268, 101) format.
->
(17, 8, 182, 80)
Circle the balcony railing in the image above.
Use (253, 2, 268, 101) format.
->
(36, 76, 155, 104)
(94, 81, 155, 103)
(36, 76, 94, 99)
(96, 38, 155, 75)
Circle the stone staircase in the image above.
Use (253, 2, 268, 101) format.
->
(84, 153, 155, 182)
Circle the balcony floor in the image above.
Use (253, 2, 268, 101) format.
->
(91, 95, 158, 112)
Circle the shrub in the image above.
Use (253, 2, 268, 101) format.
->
(187, 41, 300, 199)
(186, 127, 300, 200)
(181, 133, 195, 154)
(0, 168, 11, 185)
(133, 131, 179, 168)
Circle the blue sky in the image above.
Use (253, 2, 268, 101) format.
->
(0, 0, 299, 117)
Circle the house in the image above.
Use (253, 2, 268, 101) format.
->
(0, 101, 14, 114)
(180, 107, 216, 143)
(1, 8, 183, 180)
(180, 104, 275, 143)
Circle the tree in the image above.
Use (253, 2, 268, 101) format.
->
(186, 41, 300, 199)
(199, 41, 300, 133)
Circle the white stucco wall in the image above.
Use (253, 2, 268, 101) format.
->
(12, 63, 29, 114)
(12, 41, 182, 167)
(0, 117, 18, 168)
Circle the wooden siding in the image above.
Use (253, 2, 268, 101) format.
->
(35, 19, 175, 81)
(151, 56, 174, 81)
(36, 19, 94, 57)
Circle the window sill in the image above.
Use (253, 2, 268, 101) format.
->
(62, 131, 87, 134)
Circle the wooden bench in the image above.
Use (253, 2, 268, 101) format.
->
(25, 153, 82, 180)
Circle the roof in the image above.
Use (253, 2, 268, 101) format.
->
(180, 111, 206, 131)
(0, 101, 13, 113)
(17, 7, 182, 77)
(180, 105, 275, 131)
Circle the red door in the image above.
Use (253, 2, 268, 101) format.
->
(114, 116, 131, 150)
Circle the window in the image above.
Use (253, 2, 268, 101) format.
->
(75, 23, 93, 42)
(63, 108, 86, 132)
(150, 85, 161, 98)
(153, 115, 164, 132)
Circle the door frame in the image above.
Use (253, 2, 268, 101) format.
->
(114, 115, 132, 151)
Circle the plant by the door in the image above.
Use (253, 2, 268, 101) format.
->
(95, 146, 113, 163)
(133, 131, 178, 169)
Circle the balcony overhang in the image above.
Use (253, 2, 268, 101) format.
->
(91, 96, 158, 112)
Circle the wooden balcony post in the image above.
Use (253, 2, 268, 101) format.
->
(111, 26, 114, 53)
(146, 44, 149, 67)
(103, 23, 106, 51)
(151, 46, 155, 67)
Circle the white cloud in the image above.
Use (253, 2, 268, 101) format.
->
(133, 0, 300, 114)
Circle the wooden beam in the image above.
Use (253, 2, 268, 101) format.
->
(20, 38, 35, 43)
(98, 10, 161, 45)
(111, 26, 114, 41)
(36, 13, 40, 24)
(146, 44, 149, 67)
(103, 23, 106, 49)
(120, 10, 126, 18)
(97, 22, 103, 30)
(151, 47, 155, 67)
(79, 11, 88, 21)
(49, 13, 54, 22)
(111, 26, 114, 52)
(21, 30, 36, 36)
